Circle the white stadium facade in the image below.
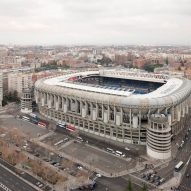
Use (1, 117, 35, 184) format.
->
(35, 69, 191, 160)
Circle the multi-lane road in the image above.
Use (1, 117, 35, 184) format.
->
(0, 165, 37, 191)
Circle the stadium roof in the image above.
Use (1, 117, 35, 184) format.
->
(35, 70, 191, 110)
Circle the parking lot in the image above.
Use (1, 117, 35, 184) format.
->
(41, 132, 70, 147)
(61, 141, 135, 175)
(0, 115, 49, 138)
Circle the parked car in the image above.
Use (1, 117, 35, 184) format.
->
(96, 173, 102, 178)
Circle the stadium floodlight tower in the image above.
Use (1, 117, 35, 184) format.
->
(34, 69, 191, 160)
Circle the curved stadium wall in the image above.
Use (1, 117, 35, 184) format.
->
(34, 69, 191, 160)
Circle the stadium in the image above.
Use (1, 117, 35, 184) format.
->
(35, 69, 191, 160)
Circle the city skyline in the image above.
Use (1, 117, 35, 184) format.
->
(0, 0, 191, 45)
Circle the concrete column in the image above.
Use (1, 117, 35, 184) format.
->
(116, 112, 121, 126)
(102, 104, 104, 120)
(168, 114, 172, 126)
(41, 93, 45, 106)
(114, 106, 116, 123)
(186, 102, 189, 114)
(55, 96, 59, 111)
(63, 98, 68, 113)
(177, 105, 181, 121)
(62, 97, 65, 110)
(35, 90, 39, 103)
(104, 108, 108, 123)
(92, 108, 97, 121)
(48, 94, 52, 108)
(133, 115, 138, 128)
(82, 102, 87, 118)
(120, 108, 123, 123)
(71, 99, 76, 112)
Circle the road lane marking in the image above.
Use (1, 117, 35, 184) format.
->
(0, 182, 12, 191)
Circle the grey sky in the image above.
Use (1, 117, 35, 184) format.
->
(0, 0, 190, 45)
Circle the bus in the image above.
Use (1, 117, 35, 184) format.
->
(66, 124, 75, 132)
(115, 150, 123, 156)
(22, 116, 30, 121)
(57, 123, 66, 129)
(30, 117, 39, 124)
(38, 121, 47, 128)
(175, 161, 184, 172)
(77, 136, 83, 142)
(29, 113, 37, 118)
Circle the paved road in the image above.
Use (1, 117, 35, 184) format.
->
(156, 113, 191, 181)
(179, 155, 191, 191)
(72, 176, 142, 191)
(0, 165, 37, 191)
(0, 157, 51, 191)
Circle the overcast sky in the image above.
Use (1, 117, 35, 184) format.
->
(0, 0, 190, 45)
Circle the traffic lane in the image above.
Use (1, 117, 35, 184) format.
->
(0, 157, 43, 190)
(96, 176, 139, 191)
(157, 126, 191, 179)
(0, 165, 37, 191)
(73, 176, 142, 191)
(179, 155, 191, 191)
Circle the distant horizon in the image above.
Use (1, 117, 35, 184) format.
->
(1, 43, 191, 47)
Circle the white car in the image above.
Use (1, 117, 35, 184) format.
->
(77, 166, 83, 170)
(125, 147, 130, 151)
(96, 173, 102, 178)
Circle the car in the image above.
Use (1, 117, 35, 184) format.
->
(39, 184, 44, 188)
(186, 173, 190, 178)
(155, 176, 161, 182)
(77, 166, 83, 170)
(125, 147, 130, 151)
(150, 178, 155, 183)
(43, 158, 50, 162)
(115, 153, 121, 157)
(159, 178, 165, 183)
(34, 153, 40, 157)
(89, 182, 96, 190)
(51, 161, 57, 165)
(96, 173, 102, 178)
(155, 181, 160, 186)
(145, 175, 150, 181)
(54, 163, 60, 167)
(79, 186, 85, 190)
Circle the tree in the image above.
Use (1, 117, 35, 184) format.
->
(164, 57, 169, 65)
(125, 179, 133, 191)
(141, 184, 148, 191)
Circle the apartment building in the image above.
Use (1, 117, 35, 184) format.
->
(0, 73, 3, 107)
(8, 72, 33, 97)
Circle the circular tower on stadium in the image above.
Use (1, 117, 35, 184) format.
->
(147, 114, 172, 159)
(21, 88, 32, 114)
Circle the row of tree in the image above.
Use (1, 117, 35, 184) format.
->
(2, 91, 20, 106)
(125, 179, 148, 191)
